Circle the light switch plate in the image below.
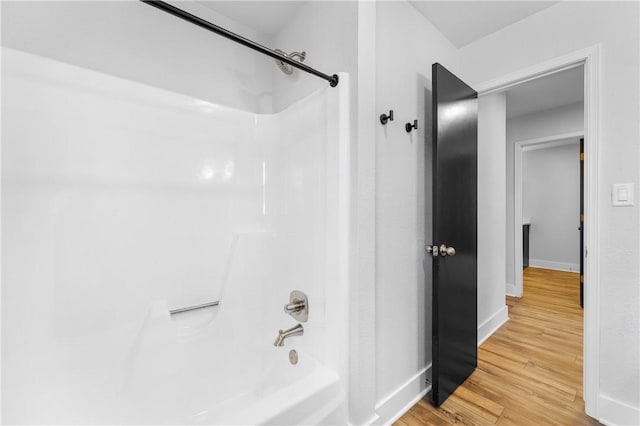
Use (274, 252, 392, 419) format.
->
(612, 183, 634, 207)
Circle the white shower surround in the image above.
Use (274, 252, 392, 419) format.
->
(1, 48, 350, 425)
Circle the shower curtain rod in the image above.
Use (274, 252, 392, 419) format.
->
(140, 0, 339, 87)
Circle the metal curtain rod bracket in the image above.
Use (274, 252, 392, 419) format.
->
(140, 1, 339, 87)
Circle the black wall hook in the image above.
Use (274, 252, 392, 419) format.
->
(405, 120, 418, 133)
(380, 110, 394, 125)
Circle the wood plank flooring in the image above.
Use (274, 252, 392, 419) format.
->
(395, 267, 600, 426)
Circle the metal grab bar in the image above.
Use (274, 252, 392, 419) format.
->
(169, 301, 219, 315)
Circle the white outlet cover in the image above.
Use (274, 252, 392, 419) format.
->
(612, 183, 634, 207)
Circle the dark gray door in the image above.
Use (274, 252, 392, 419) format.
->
(430, 63, 478, 407)
(579, 138, 584, 307)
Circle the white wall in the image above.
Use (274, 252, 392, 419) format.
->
(506, 101, 584, 286)
(523, 142, 581, 271)
(1, 1, 274, 113)
(351, 3, 378, 424)
(477, 93, 509, 343)
(373, 2, 459, 423)
(459, 2, 639, 422)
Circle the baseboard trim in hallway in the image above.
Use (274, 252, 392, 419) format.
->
(505, 281, 519, 297)
(529, 259, 580, 272)
(599, 394, 640, 426)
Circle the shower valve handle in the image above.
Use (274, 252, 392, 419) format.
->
(283, 290, 308, 322)
(284, 301, 305, 314)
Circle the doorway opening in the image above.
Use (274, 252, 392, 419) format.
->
(505, 66, 587, 419)
(513, 131, 584, 299)
(475, 45, 600, 418)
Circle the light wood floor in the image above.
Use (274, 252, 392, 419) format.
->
(395, 267, 601, 426)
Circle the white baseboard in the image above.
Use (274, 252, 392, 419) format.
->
(374, 364, 431, 426)
(505, 282, 520, 297)
(372, 306, 509, 425)
(598, 394, 640, 426)
(478, 305, 509, 346)
(529, 259, 580, 273)
(348, 414, 380, 426)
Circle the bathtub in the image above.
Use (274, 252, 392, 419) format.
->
(116, 299, 345, 425)
(116, 230, 346, 424)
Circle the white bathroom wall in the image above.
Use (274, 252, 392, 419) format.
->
(477, 93, 509, 344)
(1, 1, 274, 113)
(459, 2, 639, 422)
(506, 102, 584, 287)
(523, 142, 581, 271)
(373, 2, 459, 423)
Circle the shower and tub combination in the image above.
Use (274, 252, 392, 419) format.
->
(2, 2, 350, 424)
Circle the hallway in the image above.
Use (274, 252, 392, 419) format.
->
(396, 267, 600, 425)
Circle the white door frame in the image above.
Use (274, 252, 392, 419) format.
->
(475, 45, 600, 419)
(513, 132, 584, 297)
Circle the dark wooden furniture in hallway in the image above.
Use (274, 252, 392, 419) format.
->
(395, 267, 600, 425)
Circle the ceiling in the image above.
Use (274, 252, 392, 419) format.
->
(197, 1, 306, 36)
(197, 1, 560, 47)
(506, 66, 584, 119)
(409, 1, 560, 48)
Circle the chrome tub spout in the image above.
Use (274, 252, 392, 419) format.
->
(273, 323, 304, 347)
